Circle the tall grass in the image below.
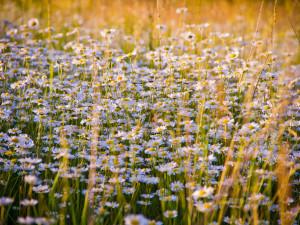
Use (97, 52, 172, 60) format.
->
(0, 0, 299, 225)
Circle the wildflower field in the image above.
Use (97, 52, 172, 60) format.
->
(0, 0, 299, 224)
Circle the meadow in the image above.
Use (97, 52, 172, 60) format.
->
(0, 0, 299, 224)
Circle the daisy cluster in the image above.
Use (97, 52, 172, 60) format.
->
(0, 13, 299, 225)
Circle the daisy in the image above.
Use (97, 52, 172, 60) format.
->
(176, 7, 188, 14)
(101, 29, 116, 39)
(20, 199, 38, 206)
(192, 186, 214, 200)
(24, 175, 40, 185)
(148, 220, 163, 225)
(184, 32, 196, 42)
(28, 18, 39, 29)
(195, 201, 216, 212)
(17, 216, 36, 224)
(124, 214, 149, 225)
(0, 197, 14, 206)
(170, 181, 184, 192)
(164, 210, 178, 218)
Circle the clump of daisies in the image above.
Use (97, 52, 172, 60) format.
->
(0, 6, 299, 225)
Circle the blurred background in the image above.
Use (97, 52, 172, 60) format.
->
(1, 0, 299, 62)
(1, 0, 299, 31)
